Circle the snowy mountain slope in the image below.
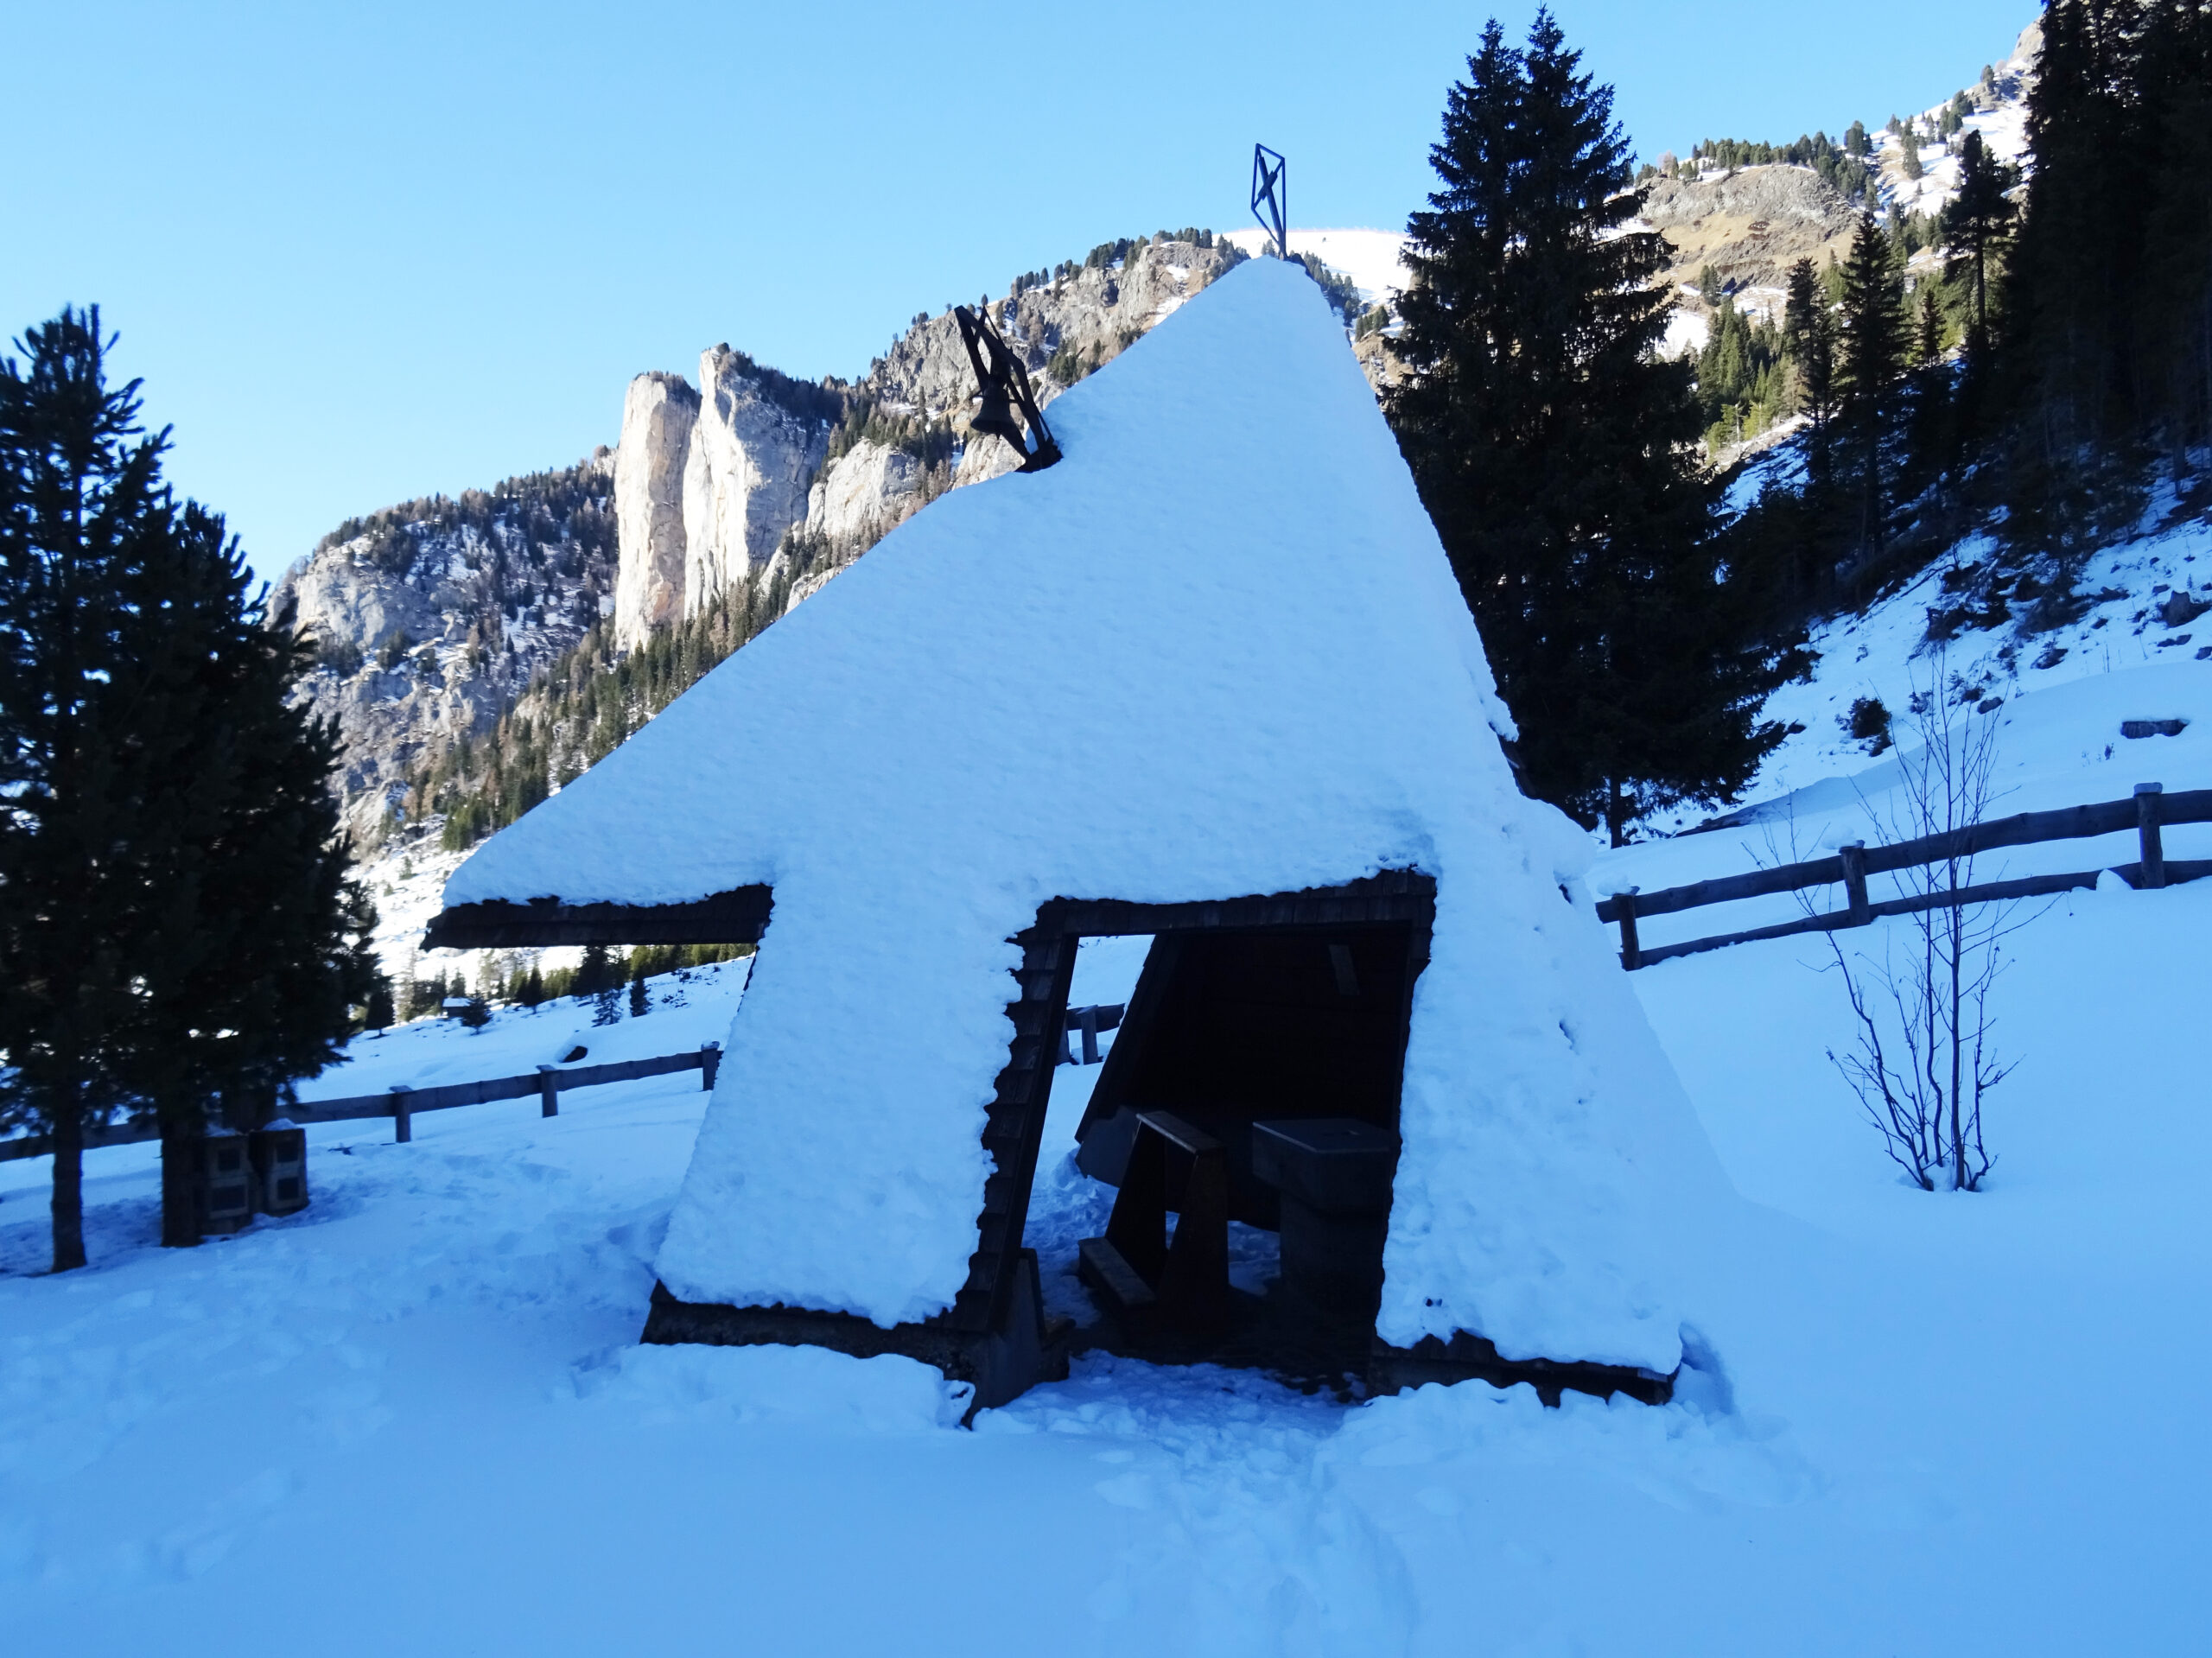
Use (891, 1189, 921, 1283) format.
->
(4, 778, 2209, 1652)
(1224, 226, 1411, 302)
(1581, 494, 2212, 972)
(1873, 19, 2037, 223)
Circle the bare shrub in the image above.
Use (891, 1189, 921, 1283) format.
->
(1821, 655, 2035, 1191)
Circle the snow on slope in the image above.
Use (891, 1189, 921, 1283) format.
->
(1224, 227, 1410, 303)
(294, 956, 753, 1101)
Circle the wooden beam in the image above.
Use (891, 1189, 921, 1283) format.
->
(1598, 788, 2212, 926)
(423, 885, 774, 950)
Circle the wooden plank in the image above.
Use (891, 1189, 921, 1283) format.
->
(1597, 855, 1846, 923)
(1051, 870, 1436, 938)
(1599, 789, 2212, 926)
(2137, 784, 2166, 889)
(424, 886, 773, 950)
(0, 1120, 160, 1163)
(3, 1046, 715, 1161)
(1634, 867, 2112, 968)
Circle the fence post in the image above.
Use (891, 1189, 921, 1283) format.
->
(2135, 783, 2165, 889)
(1839, 842, 1872, 925)
(700, 1042, 721, 1091)
(537, 1064, 559, 1118)
(1078, 1004, 1102, 1065)
(1616, 888, 1642, 971)
(390, 1084, 413, 1145)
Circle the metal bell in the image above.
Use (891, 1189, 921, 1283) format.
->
(971, 380, 1025, 448)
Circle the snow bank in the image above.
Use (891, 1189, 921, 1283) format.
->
(443, 257, 1728, 1373)
(582, 1343, 971, 1432)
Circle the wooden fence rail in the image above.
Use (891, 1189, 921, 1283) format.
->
(0, 1042, 724, 1164)
(1596, 782, 2212, 970)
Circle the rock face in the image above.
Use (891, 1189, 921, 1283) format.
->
(1639, 165, 1863, 297)
(678, 346, 832, 621)
(804, 438, 923, 551)
(270, 458, 621, 844)
(612, 372, 698, 648)
(605, 234, 1250, 644)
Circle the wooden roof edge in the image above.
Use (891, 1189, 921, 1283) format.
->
(423, 886, 775, 950)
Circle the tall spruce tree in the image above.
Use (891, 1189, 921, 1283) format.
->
(0, 309, 373, 1265)
(1941, 130, 2020, 356)
(1783, 257, 1841, 483)
(1836, 215, 1909, 565)
(117, 499, 378, 1244)
(1388, 10, 1787, 843)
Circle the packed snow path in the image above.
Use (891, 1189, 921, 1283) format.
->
(4, 880, 2209, 1651)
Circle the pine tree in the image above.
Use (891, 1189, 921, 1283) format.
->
(0, 309, 169, 1269)
(1914, 289, 1946, 366)
(628, 963, 649, 1020)
(576, 943, 610, 999)
(1941, 130, 2020, 356)
(0, 308, 374, 1261)
(112, 498, 378, 1243)
(364, 977, 396, 1031)
(1387, 10, 1787, 843)
(1995, 0, 2156, 546)
(1836, 215, 1908, 563)
(1783, 257, 1841, 485)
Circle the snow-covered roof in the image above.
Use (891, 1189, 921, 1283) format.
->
(442, 257, 1726, 1375)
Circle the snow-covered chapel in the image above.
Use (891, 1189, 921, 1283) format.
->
(428, 257, 1729, 1407)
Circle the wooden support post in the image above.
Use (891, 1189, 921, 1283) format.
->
(537, 1064, 559, 1118)
(2136, 783, 2166, 889)
(1078, 1004, 1101, 1065)
(390, 1085, 413, 1145)
(1840, 842, 1872, 925)
(1616, 887, 1642, 970)
(699, 1042, 721, 1090)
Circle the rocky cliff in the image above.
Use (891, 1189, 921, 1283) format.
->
(270, 459, 620, 846)
(608, 232, 1252, 648)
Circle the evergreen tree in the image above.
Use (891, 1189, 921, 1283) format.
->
(1836, 215, 1909, 563)
(575, 942, 611, 999)
(122, 500, 377, 1243)
(1914, 289, 1947, 367)
(1941, 130, 2020, 355)
(364, 976, 396, 1031)
(0, 308, 373, 1262)
(516, 963, 546, 1007)
(2137, 0, 2212, 468)
(0, 308, 169, 1269)
(628, 962, 649, 1020)
(1783, 257, 1841, 488)
(1994, 0, 2160, 544)
(1387, 10, 1787, 843)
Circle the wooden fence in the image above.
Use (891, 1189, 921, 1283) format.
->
(0, 1043, 723, 1163)
(1597, 781, 2212, 969)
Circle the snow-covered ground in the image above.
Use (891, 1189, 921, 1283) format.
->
(8, 326, 2210, 1646)
(6, 627, 2209, 1652)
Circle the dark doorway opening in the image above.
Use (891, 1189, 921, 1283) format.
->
(1071, 918, 1426, 1229)
(1007, 873, 1437, 1395)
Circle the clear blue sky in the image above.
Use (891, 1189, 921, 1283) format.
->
(2, 1, 2037, 589)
